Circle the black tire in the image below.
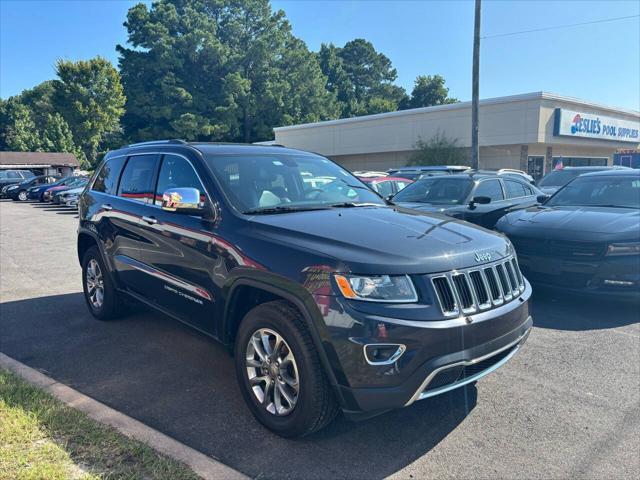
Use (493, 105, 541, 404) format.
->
(81, 245, 124, 321)
(15, 190, 28, 201)
(234, 300, 339, 437)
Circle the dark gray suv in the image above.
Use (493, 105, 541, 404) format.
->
(77, 140, 532, 437)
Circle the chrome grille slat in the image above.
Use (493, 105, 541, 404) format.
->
(430, 256, 524, 316)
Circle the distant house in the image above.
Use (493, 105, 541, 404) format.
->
(0, 151, 80, 177)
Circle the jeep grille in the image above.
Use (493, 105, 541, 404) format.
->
(430, 256, 525, 316)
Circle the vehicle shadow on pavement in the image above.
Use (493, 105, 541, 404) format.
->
(531, 288, 640, 331)
(0, 292, 476, 479)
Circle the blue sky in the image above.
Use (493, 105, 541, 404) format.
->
(1, 0, 639, 110)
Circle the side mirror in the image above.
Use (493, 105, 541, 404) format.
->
(161, 187, 205, 215)
(385, 194, 394, 202)
(536, 194, 550, 203)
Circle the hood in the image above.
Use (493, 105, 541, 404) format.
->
(246, 206, 511, 274)
(499, 206, 640, 241)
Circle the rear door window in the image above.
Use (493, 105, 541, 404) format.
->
(117, 155, 159, 203)
(504, 179, 528, 198)
(93, 156, 127, 195)
(474, 179, 504, 201)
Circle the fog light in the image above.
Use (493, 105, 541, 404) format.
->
(364, 344, 406, 365)
(603, 279, 635, 286)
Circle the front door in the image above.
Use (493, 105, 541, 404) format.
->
(137, 154, 220, 335)
(466, 178, 508, 228)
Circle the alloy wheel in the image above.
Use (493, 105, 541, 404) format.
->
(86, 259, 104, 309)
(18, 191, 27, 201)
(246, 328, 300, 416)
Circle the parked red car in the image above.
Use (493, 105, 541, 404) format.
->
(357, 176, 413, 198)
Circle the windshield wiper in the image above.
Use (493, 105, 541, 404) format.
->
(243, 205, 330, 215)
(328, 202, 382, 208)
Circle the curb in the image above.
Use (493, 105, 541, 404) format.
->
(0, 352, 248, 480)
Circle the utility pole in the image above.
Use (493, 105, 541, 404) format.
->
(471, 0, 481, 170)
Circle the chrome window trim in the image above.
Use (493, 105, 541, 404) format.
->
(89, 151, 215, 212)
(405, 322, 531, 406)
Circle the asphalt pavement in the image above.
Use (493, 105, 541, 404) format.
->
(1, 200, 639, 479)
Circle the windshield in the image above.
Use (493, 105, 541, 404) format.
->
(539, 170, 587, 187)
(547, 175, 640, 209)
(393, 177, 473, 205)
(203, 153, 385, 213)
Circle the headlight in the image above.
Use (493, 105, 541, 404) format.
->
(334, 274, 418, 302)
(7, 185, 18, 191)
(606, 243, 640, 256)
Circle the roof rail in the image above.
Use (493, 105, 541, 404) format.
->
(126, 139, 188, 148)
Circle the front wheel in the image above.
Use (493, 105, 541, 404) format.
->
(234, 301, 339, 437)
(16, 190, 28, 201)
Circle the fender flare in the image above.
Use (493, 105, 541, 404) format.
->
(223, 277, 346, 404)
(77, 227, 122, 289)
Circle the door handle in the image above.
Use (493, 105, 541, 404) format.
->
(101, 204, 112, 211)
(142, 216, 158, 225)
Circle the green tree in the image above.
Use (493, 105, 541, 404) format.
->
(117, 0, 337, 143)
(409, 131, 468, 166)
(2, 99, 42, 151)
(401, 74, 458, 110)
(318, 39, 407, 117)
(41, 113, 85, 162)
(19, 81, 57, 133)
(53, 57, 125, 165)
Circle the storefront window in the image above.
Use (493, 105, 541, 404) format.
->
(551, 157, 608, 168)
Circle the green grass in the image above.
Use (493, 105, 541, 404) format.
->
(0, 369, 200, 480)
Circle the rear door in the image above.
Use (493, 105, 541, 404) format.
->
(137, 154, 220, 334)
(90, 154, 160, 293)
(502, 179, 539, 213)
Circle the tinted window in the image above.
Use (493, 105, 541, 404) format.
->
(393, 177, 473, 205)
(375, 180, 394, 198)
(93, 156, 126, 195)
(504, 179, 528, 198)
(118, 155, 158, 203)
(538, 170, 581, 187)
(474, 179, 504, 201)
(8, 171, 22, 179)
(548, 175, 640, 209)
(155, 155, 205, 206)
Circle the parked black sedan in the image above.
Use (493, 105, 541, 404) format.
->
(496, 169, 640, 300)
(2, 175, 59, 201)
(537, 165, 629, 195)
(392, 172, 542, 228)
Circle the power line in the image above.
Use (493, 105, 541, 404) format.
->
(481, 14, 640, 39)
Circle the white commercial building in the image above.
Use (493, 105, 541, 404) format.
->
(273, 92, 640, 181)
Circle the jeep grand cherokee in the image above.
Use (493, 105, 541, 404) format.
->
(77, 140, 532, 437)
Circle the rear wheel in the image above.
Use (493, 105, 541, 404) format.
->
(234, 300, 339, 437)
(82, 246, 124, 320)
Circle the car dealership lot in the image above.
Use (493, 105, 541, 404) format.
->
(1, 200, 639, 479)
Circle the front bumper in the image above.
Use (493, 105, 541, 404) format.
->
(518, 253, 640, 300)
(318, 281, 532, 415)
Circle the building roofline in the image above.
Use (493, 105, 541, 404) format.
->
(273, 91, 640, 133)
